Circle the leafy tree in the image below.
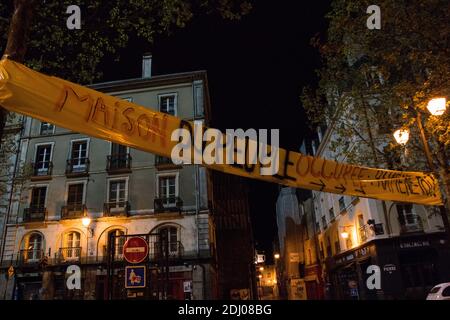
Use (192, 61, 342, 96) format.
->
(302, 0, 449, 180)
(302, 0, 450, 236)
(0, 0, 252, 84)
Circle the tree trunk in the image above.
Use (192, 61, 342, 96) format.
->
(0, 0, 36, 148)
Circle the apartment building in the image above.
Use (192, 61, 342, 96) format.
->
(311, 122, 450, 300)
(0, 56, 214, 300)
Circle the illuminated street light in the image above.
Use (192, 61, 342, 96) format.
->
(258, 274, 263, 279)
(274, 253, 280, 260)
(427, 98, 447, 116)
(393, 128, 410, 145)
(259, 266, 264, 271)
(81, 216, 91, 227)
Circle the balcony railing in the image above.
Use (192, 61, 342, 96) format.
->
(104, 201, 130, 217)
(155, 156, 181, 169)
(399, 214, 424, 233)
(31, 161, 53, 179)
(18, 249, 43, 264)
(56, 247, 82, 263)
(106, 154, 132, 173)
(154, 197, 183, 213)
(153, 241, 184, 260)
(66, 158, 90, 176)
(61, 204, 87, 219)
(23, 206, 46, 222)
(359, 225, 369, 242)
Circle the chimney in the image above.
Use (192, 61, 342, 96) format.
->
(142, 54, 152, 78)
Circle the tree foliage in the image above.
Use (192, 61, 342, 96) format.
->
(302, 0, 450, 173)
(0, 0, 252, 84)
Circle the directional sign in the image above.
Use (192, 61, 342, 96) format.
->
(0, 59, 442, 206)
(125, 266, 146, 288)
(123, 237, 148, 264)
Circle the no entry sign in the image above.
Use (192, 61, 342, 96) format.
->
(123, 237, 149, 263)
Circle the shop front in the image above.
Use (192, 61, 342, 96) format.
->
(325, 232, 450, 300)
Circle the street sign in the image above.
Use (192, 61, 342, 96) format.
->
(125, 266, 146, 289)
(7, 266, 14, 278)
(123, 237, 148, 264)
(183, 281, 192, 293)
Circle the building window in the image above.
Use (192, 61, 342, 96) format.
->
(358, 214, 367, 242)
(107, 143, 131, 172)
(67, 183, 84, 207)
(159, 94, 177, 115)
(338, 197, 346, 213)
(159, 226, 179, 253)
(111, 143, 128, 157)
(30, 186, 47, 210)
(397, 204, 423, 232)
(194, 81, 204, 117)
(158, 175, 177, 206)
(70, 140, 88, 171)
(334, 236, 341, 254)
(321, 216, 327, 229)
(329, 207, 335, 221)
(63, 231, 81, 259)
(22, 233, 43, 262)
(40, 122, 54, 135)
(108, 179, 127, 205)
(108, 229, 125, 259)
(326, 236, 332, 257)
(346, 237, 353, 250)
(34, 144, 52, 176)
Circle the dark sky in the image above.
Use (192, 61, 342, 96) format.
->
(102, 1, 331, 259)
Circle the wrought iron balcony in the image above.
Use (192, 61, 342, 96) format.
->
(399, 214, 424, 233)
(18, 249, 43, 265)
(106, 153, 132, 174)
(31, 161, 53, 180)
(155, 155, 181, 169)
(359, 225, 369, 242)
(152, 241, 184, 261)
(61, 204, 87, 219)
(56, 247, 82, 263)
(154, 197, 183, 214)
(104, 201, 130, 217)
(66, 158, 90, 177)
(23, 206, 46, 222)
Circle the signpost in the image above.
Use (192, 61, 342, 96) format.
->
(125, 266, 146, 289)
(123, 237, 149, 264)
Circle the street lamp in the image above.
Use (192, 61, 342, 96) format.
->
(427, 98, 447, 116)
(81, 216, 91, 227)
(274, 253, 280, 260)
(393, 128, 410, 145)
(393, 97, 450, 243)
(259, 266, 264, 272)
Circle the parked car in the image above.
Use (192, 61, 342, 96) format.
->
(426, 283, 450, 300)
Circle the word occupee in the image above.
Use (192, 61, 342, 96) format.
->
(171, 121, 280, 176)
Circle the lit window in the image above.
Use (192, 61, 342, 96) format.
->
(159, 94, 177, 115)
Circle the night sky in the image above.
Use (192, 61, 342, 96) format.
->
(101, 1, 331, 259)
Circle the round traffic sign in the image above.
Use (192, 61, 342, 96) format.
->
(123, 237, 149, 263)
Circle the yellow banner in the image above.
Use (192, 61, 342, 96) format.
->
(0, 59, 443, 205)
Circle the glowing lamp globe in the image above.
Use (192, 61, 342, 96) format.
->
(393, 129, 410, 145)
(427, 98, 446, 116)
